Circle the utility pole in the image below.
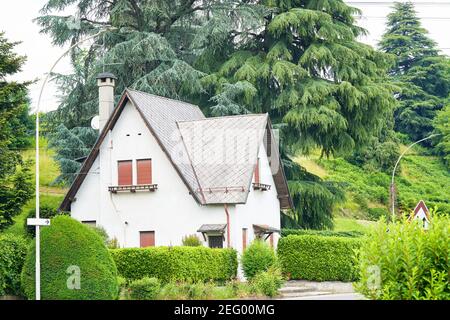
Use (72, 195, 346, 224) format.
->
(29, 27, 115, 300)
(390, 134, 440, 221)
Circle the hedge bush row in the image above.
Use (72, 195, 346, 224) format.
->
(281, 229, 364, 238)
(111, 246, 238, 283)
(0, 234, 28, 296)
(277, 235, 361, 282)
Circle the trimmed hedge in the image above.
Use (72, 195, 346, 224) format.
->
(281, 229, 364, 238)
(241, 240, 277, 279)
(0, 234, 28, 296)
(21, 216, 118, 300)
(277, 235, 361, 282)
(111, 246, 238, 283)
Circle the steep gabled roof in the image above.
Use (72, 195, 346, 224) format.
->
(60, 89, 292, 211)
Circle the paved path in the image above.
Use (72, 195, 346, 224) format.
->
(278, 280, 365, 300)
(279, 293, 365, 300)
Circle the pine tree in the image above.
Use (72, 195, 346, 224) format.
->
(434, 104, 450, 168)
(379, 2, 450, 144)
(0, 33, 33, 230)
(199, 0, 396, 229)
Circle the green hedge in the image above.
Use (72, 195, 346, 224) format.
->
(21, 216, 118, 300)
(277, 235, 361, 282)
(0, 234, 28, 296)
(281, 229, 364, 238)
(111, 246, 238, 283)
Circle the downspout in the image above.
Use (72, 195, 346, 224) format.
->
(224, 204, 231, 248)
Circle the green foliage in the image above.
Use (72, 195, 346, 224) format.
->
(24, 204, 67, 237)
(250, 266, 284, 298)
(282, 149, 345, 229)
(281, 229, 364, 238)
(157, 280, 224, 300)
(241, 240, 277, 280)
(129, 277, 161, 300)
(47, 124, 97, 185)
(111, 246, 237, 283)
(21, 216, 118, 300)
(0, 234, 28, 296)
(433, 104, 450, 168)
(182, 234, 202, 247)
(379, 2, 450, 144)
(318, 155, 450, 215)
(278, 235, 361, 281)
(367, 208, 389, 222)
(0, 32, 34, 231)
(355, 216, 449, 300)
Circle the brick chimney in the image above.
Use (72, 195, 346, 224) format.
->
(96, 72, 117, 131)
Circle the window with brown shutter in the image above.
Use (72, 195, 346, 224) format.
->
(137, 159, 152, 185)
(140, 231, 155, 247)
(254, 158, 260, 184)
(208, 235, 223, 248)
(118, 160, 132, 185)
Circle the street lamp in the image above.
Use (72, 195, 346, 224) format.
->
(32, 27, 114, 300)
(390, 133, 441, 221)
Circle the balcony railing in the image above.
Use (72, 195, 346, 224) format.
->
(252, 183, 271, 191)
(108, 184, 158, 193)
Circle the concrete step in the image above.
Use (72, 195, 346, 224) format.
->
(280, 291, 333, 298)
(279, 286, 312, 294)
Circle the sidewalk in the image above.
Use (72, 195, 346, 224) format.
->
(278, 280, 365, 300)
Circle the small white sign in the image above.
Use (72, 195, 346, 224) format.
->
(27, 218, 51, 226)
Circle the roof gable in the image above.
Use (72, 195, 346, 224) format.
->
(60, 89, 292, 211)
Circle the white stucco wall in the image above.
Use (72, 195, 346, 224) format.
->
(70, 101, 281, 254)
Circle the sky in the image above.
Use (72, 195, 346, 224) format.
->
(1, 0, 450, 113)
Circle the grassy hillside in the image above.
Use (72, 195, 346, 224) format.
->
(2, 138, 66, 237)
(296, 146, 450, 223)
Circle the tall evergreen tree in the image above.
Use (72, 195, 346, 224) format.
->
(433, 104, 450, 168)
(199, 0, 396, 228)
(0, 32, 33, 230)
(379, 2, 450, 144)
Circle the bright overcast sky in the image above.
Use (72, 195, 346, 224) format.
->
(1, 0, 449, 113)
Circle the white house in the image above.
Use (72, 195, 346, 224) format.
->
(59, 73, 292, 253)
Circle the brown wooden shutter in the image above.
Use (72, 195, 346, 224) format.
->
(140, 231, 155, 247)
(254, 158, 260, 184)
(242, 228, 248, 251)
(137, 159, 152, 185)
(118, 160, 132, 185)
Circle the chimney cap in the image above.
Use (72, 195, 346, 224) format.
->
(96, 72, 117, 80)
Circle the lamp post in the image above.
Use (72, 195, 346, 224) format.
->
(390, 133, 440, 221)
(32, 27, 114, 300)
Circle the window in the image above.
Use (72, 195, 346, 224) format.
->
(137, 159, 152, 185)
(118, 160, 132, 185)
(242, 228, 248, 251)
(140, 231, 155, 247)
(82, 220, 96, 227)
(254, 158, 260, 184)
(208, 235, 223, 248)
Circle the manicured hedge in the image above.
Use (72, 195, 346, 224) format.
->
(277, 235, 361, 282)
(0, 234, 28, 296)
(111, 246, 238, 283)
(21, 216, 118, 300)
(281, 229, 364, 238)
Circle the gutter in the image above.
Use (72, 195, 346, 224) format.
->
(224, 204, 231, 248)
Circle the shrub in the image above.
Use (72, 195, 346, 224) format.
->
(129, 277, 161, 300)
(24, 205, 67, 237)
(158, 281, 217, 300)
(241, 240, 277, 280)
(111, 246, 237, 283)
(355, 216, 450, 300)
(281, 229, 364, 238)
(21, 216, 119, 300)
(277, 235, 361, 281)
(367, 208, 389, 221)
(251, 266, 284, 297)
(182, 234, 202, 247)
(0, 234, 28, 296)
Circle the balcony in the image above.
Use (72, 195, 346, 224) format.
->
(108, 184, 158, 193)
(252, 183, 271, 191)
